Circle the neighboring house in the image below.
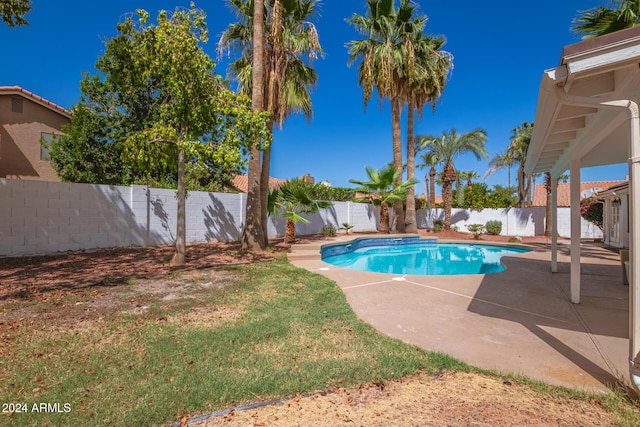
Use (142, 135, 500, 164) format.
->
(228, 174, 287, 193)
(530, 180, 625, 207)
(597, 181, 629, 249)
(0, 86, 71, 181)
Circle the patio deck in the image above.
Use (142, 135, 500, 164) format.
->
(288, 235, 629, 393)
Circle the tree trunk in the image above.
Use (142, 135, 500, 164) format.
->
(442, 163, 456, 230)
(284, 218, 296, 244)
(241, 0, 266, 252)
(171, 148, 186, 265)
(517, 164, 526, 209)
(390, 96, 404, 233)
(379, 202, 390, 233)
(260, 123, 275, 248)
(405, 102, 417, 233)
(429, 167, 436, 206)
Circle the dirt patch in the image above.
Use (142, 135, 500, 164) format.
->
(193, 370, 620, 427)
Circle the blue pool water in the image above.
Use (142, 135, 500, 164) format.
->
(321, 237, 531, 275)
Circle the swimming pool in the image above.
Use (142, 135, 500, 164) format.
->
(321, 236, 531, 275)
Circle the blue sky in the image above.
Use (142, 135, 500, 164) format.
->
(0, 0, 627, 194)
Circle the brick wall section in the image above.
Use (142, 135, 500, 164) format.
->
(0, 179, 601, 257)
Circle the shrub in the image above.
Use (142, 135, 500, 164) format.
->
(485, 220, 502, 236)
(508, 236, 522, 243)
(322, 224, 337, 237)
(466, 224, 485, 239)
(580, 197, 603, 230)
(432, 219, 444, 232)
(339, 222, 354, 235)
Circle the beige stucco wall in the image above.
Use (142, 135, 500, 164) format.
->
(0, 94, 69, 181)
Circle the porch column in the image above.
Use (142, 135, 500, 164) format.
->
(628, 105, 640, 388)
(551, 175, 558, 273)
(570, 158, 581, 304)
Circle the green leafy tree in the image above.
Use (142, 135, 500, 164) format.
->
(269, 178, 331, 243)
(347, 0, 425, 233)
(47, 105, 126, 185)
(220, 0, 323, 248)
(1, 0, 30, 27)
(349, 164, 418, 233)
(416, 128, 487, 230)
(50, 6, 270, 264)
(572, 0, 640, 39)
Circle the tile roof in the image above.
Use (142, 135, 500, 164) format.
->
(0, 85, 72, 118)
(229, 174, 287, 193)
(531, 180, 626, 207)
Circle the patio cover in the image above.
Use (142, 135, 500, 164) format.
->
(525, 26, 640, 392)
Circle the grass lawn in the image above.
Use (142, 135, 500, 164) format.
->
(1, 255, 639, 426)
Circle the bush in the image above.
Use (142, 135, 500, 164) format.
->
(580, 197, 603, 230)
(466, 224, 485, 239)
(508, 236, 522, 243)
(432, 219, 444, 232)
(322, 224, 337, 237)
(485, 220, 502, 236)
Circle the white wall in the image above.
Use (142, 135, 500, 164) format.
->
(0, 179, 379, 256)
(416, 207, 602, 238)
(0, 178, 602, 257)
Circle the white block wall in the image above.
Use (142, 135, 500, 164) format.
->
(0, 179, 379, 256)
(0, 178, 603, 257)
(416, 207, 602, 238)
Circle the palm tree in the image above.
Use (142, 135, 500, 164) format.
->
(220, 0, 322, 247)
(417, 151, 441, 208)
(416, 129, 488, 230)
(507, 122, 533, 208)
(240, 0, 267, 252)
(404, 34, 453, 233)
(269, 178, 331, 243)
(572, 0, 640, 39)
(484, 152, 515, 196)
(455, 170, 479, 207)
(347, 0, 424, 233)
(349, 164, 418, 233)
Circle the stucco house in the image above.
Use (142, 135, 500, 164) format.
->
(0, 86, 71, 181)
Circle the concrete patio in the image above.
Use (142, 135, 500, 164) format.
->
(288, 235, 629, 393)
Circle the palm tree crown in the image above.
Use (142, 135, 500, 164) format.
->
(416, 128, 487, 229)
(349, 164, 418, 233)
(572, 0, 640, 39)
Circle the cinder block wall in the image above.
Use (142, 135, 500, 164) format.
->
(0, 179, 380, 256)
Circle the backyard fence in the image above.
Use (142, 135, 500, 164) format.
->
(0, 178, 601, 257)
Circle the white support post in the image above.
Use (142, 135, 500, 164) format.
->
(551, 175, 558, 273)
(570, 159, 581, 304)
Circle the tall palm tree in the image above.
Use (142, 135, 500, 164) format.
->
(417, 151, 441, 208)
(239, 0, 267, 252)
(572, 0, 640, 39)
(507, 121, 533, 208)
(220, 0, 322, 247)
(416, 128, 488, 230)
(404, 34, 453, 233)
(349, 164, 418, 234)
(347, 0, 424, 233)
(269, 178, 331, 243)
(455, 170, 479, 206)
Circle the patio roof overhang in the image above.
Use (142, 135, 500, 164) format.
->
(526, 26, 640, 178)
(525, 26, 640, 394)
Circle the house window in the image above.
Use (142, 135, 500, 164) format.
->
(11, 97, 23, 113)
(40, 132, 54, 161)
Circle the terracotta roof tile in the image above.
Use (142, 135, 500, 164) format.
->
(0, 85, 72, 118)
(531, 180, 625, 207)
(229, 174, 287, 193)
